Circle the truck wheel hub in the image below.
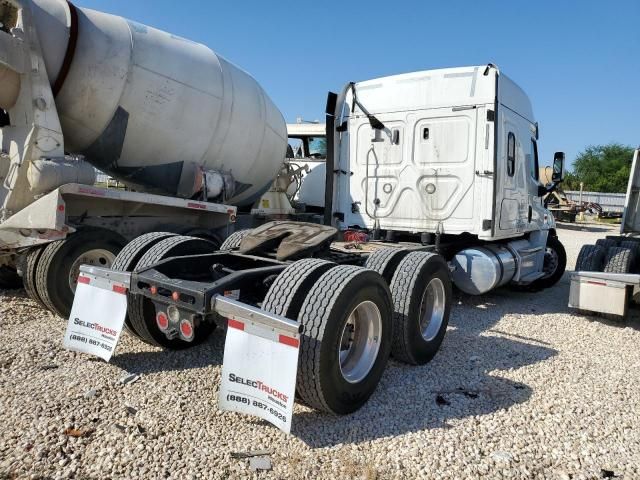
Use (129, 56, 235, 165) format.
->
(542, 247, 559, 278)
(69, 249, 117, 291)
(338, 301, 382, 384)
(419, 278, 446, 342)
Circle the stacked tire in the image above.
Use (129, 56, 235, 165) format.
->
(575, 239, 638, 274)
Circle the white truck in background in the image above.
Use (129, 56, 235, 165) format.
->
(569, 148, 640, 319)
(285, 122, 327, 211)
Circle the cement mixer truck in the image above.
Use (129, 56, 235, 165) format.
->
(0, 0, 288, 314)
(2, 0, 569, 416)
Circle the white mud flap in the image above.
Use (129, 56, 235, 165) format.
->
(63, 266, 130, 362)
(216, 296, 300, 434)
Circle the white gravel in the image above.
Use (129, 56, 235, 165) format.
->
(1, 224, 640, 479)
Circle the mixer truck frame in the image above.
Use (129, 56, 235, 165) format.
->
(1, 0, 569, 415)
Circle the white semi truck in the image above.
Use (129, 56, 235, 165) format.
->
(2, 1, 568, 414)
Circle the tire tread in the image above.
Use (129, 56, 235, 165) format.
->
(112, 232, 177, 334)
(262, 258, 335, 319)
(364, 247, 409, 284)
(390, 251, 447, 364)
(35, 240, 68, 316)
(575, 244, 605, 272)
(23, 247, 46, 308)
(296, 265, 365, 412)
(603, 246, 633, 273)
(220, 229, 252, 250)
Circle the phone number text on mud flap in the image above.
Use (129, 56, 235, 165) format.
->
(226, 394, 287, 424)
(69, 334, 113, 352)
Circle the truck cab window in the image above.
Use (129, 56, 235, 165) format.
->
(287, 136, 327, 160)
(507, 132, 515, 176)
(307, 137, 327, 159)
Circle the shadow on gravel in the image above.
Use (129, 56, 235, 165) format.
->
(111, 329, 226, 375)
(571, 306, 640, 331)
(294, 282, 561, 447)
(294, 336, 554, 447)
(555, 223, 613, 233)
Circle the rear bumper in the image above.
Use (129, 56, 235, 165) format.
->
(83, 265, 300, 335)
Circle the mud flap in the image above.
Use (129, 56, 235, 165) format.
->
(63, 266, 130, 361)
(216, 295, 300, 433)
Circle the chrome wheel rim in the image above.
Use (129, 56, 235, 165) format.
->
(69, 249, 117, 291)
(419, 278, 446, 342)
(542, 247, 559, 278)
(338, 300, 382, 384)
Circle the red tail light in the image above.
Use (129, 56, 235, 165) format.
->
(156, 312, 169, 331)
(179, 319, 194, 340)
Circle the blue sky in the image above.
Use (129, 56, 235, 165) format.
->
(75, 0, 639, 168)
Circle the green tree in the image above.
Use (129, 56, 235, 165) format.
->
(564, 144, 635, 193)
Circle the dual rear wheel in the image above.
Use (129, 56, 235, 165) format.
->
(22, 228, 126, 317)
(25, 226, 453, 415)
(261, 249, 452, 414)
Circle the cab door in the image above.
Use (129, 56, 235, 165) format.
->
(524, 136, 544, 230)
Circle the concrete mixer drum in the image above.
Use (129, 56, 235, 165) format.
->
(1, 0, 287, 215)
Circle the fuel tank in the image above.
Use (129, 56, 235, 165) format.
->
(451, 245, 517, 295)
(28, 0, 287, 205)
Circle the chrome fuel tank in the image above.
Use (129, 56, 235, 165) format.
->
(451, 245, 517, 295)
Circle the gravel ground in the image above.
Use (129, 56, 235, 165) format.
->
(1, 224, 640, 479)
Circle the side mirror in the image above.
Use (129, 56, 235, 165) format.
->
(552, 152, 565, 183)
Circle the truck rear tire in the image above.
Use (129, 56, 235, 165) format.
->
(21, 247, 47, 309)
(35, 229, 126, 318)
(128, 236, 217, 348)
(575, 244, 605, 272)
(364, 247, 409, 284)
(603, 247, 633, 273)
(111, 232, 177, 333)
(262, 258, 336, 319)
(596, 238, 618, 250)
(219, 229, 252, 250)
(296, 265, 393, 414)
(389, 252, 452, 365)
(0, 266, 22, 290)
(619, 241, 640, 272)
